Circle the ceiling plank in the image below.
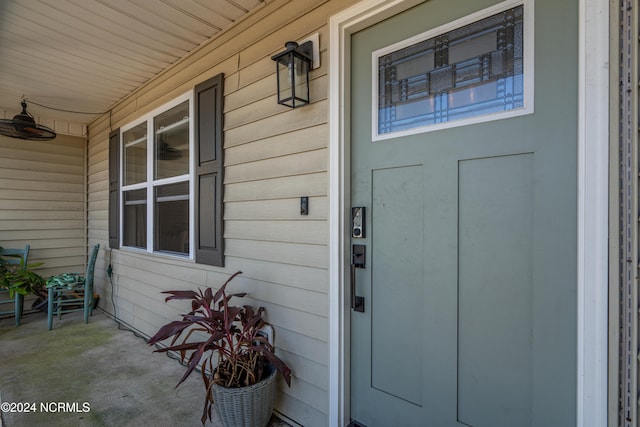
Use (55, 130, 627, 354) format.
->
(0, 0, 263, 125)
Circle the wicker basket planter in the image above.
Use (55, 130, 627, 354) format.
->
(211, 366, 278, 427)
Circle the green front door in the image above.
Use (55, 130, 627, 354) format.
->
(349, 1, 577, 426)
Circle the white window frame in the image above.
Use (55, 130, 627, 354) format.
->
(119, 91, 195, 259)
(371, 0, 534, 141)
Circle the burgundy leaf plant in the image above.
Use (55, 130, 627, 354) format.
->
(148, 271, 291, 424)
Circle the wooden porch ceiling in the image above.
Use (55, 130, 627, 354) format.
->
(0, 0, 264, 127)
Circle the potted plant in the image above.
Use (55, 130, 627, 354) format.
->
(148, 271, 292, 426)
(0, 248, 45, 298)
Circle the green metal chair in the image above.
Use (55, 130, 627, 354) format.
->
(0, 245, 30, 326)
(47, 244, 100, 330)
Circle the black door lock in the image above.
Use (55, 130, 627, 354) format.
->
(351, 245, 365, 312)
(352, 244, 366, 268)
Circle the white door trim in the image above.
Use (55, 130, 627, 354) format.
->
(576, 0, 609, 426)
(328, 0, 609, 426)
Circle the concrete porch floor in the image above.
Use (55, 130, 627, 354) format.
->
(0, 310, 292, 427)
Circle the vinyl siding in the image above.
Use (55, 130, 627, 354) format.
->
(86, 1, 353, 425)
(0, 134, 86, 279)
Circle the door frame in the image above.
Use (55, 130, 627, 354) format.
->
(327, 0, 609, 426)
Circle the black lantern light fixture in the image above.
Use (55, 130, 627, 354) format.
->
(271, 41, 313, 108)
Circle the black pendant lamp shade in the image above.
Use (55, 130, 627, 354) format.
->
(0, 101, 56, 141)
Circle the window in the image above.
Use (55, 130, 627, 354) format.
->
(373, 2, 531, 140)
(109, 73, 225, 266)
(120, 96, 191, 256)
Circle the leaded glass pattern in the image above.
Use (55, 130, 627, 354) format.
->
(377, 5, 524, 135)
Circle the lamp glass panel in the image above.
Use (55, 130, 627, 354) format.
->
(277, 58, 293, 103)
(293, 55, 310, 104)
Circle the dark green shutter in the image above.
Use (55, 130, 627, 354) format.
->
(194, 74, 224, 266)
(108, 129, 120, 249)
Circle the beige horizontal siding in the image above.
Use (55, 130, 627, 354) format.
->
(0, 157, 82, 176)
(225, 197, 328, 220)
(225, 172, 327, 201)
(225, 220, 327, 245)
(0, 134, 86, 277)
(225, 101, 328, 147)
(225, 125, 328, 166)
(86, 1, 357, 425)
(226, 240, 329, 269)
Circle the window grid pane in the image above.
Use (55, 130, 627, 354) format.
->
(123, 123, 147, 186)
(154, 181, 189, 255)
(123, 189, 147, 249)
(154, 101, 190, 180)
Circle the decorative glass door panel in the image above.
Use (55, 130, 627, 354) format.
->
(375, 5, 526, 139)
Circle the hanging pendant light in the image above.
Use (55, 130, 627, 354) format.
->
(0, 100, 56, 141)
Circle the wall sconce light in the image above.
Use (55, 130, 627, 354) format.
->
(271, 41, 313, 108)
